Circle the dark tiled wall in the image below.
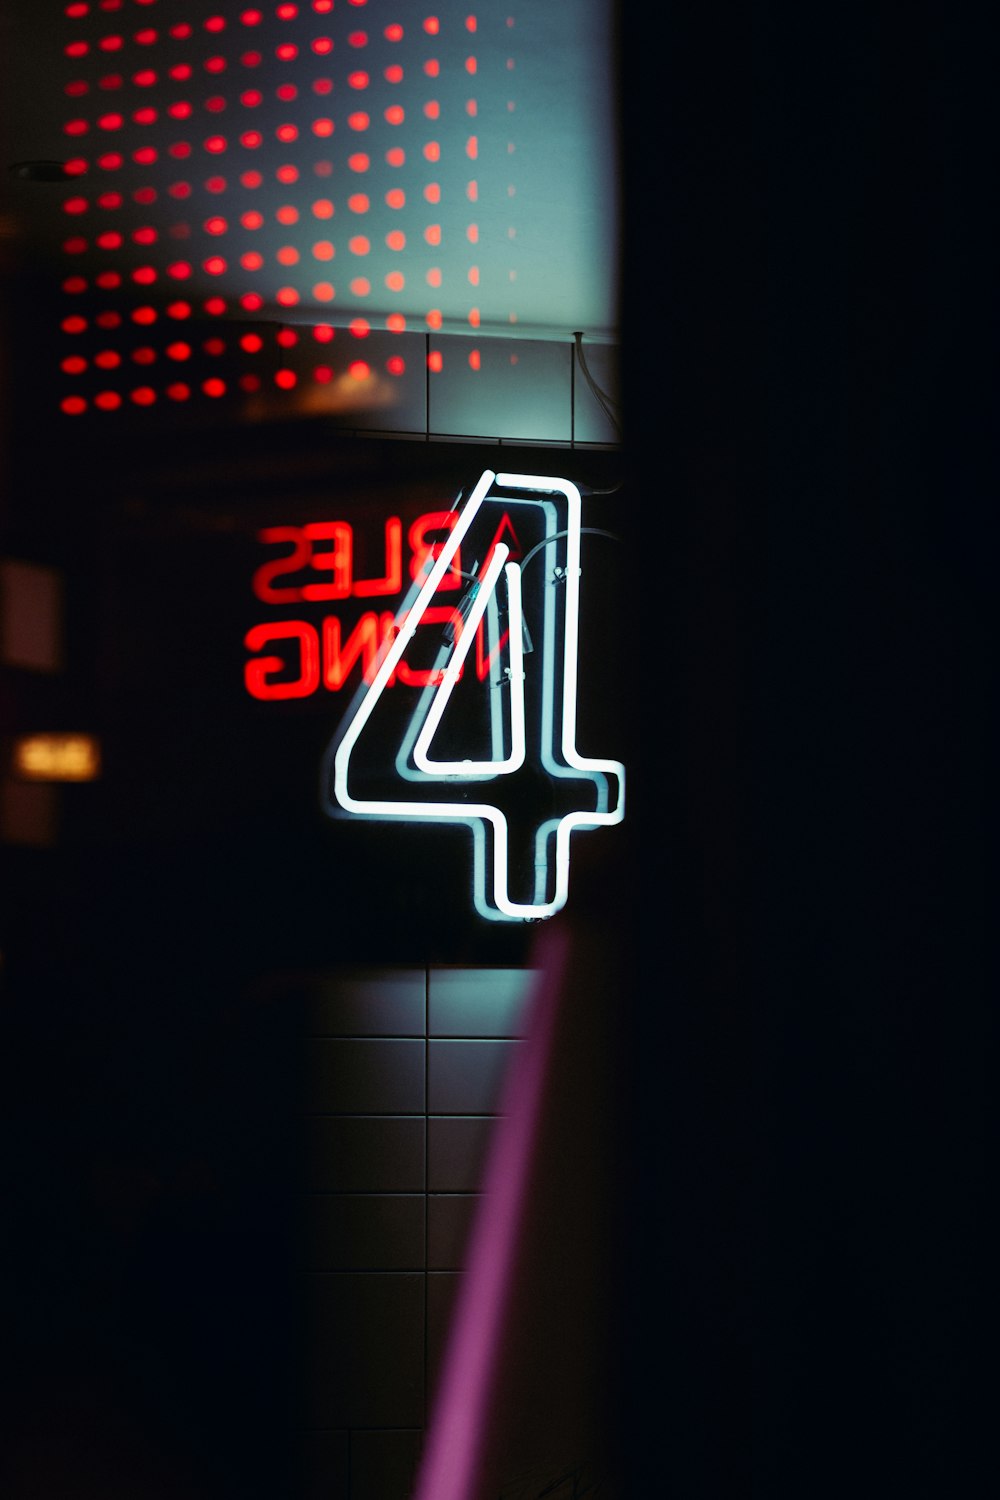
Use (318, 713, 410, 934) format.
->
(298, 966, 537, 1500)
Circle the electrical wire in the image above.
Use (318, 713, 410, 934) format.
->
(518, 527, 621, 576)
(574, 331, 622, 438)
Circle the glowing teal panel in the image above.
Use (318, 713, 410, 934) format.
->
(428, 968, 540, 1038)
(428, 336, 572, 441)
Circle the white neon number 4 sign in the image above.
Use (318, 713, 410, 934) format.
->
(327, 470, 625, 922)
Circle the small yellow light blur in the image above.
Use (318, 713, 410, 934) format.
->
(14, 734, 101, 782)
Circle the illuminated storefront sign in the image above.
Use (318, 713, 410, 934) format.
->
(317, 470, 625, 923)
(244, 508, 474, 700)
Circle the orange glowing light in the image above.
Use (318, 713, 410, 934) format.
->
(14, 734, 101, 782)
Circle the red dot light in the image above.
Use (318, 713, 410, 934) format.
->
(56, 0, 501, 415)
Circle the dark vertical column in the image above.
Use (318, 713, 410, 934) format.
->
(623, 4, 994, 1497)
(754, 8, 995, 1497)
(619, 1, 759, 1495)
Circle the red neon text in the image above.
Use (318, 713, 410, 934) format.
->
(252, 512, 463, 604)
(244, 605, 498, 701)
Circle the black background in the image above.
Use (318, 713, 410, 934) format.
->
(623, 5, 996, 1498)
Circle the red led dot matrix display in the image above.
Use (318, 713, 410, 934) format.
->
(53, 0, 545, 418)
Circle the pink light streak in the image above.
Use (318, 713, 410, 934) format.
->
(411, 924, 570, 1500)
